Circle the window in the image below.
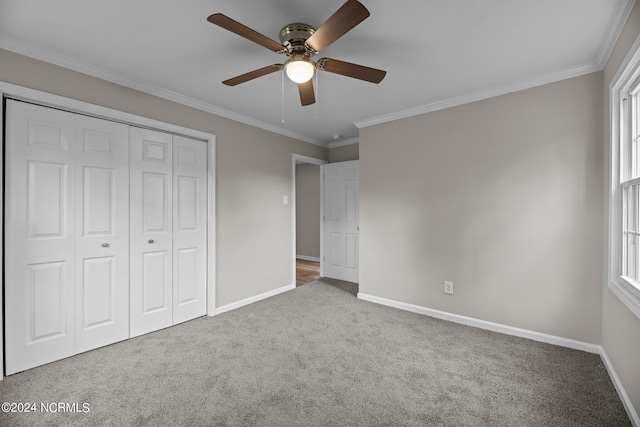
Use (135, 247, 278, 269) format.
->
(610, 36, 640, 319)
(621, 86, 640, 281)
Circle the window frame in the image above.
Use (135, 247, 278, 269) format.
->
(609, 34, 640, 320)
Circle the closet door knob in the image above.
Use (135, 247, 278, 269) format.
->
(148, 239, 155, 244)
(101, 243, 110, 248)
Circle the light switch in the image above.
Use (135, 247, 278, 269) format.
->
(283, 195, 289, 205)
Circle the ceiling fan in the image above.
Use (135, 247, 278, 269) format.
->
(207, 0, 386, 106)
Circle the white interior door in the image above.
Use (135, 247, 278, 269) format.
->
(172, 136, 207, 324)
(130, 127, 173, 337)
(74, 115, 130, 353)
(323, 160, 359, 283)
(5, 100, 77, 374)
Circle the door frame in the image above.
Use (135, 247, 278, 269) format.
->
(291, 154, 327, 286)
(0, 81, 217, 379)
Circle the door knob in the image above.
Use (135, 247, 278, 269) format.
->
(148, 239, 155, 244)
(101, 243, 110, 248)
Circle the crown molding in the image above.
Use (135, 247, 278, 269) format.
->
(594, 0, 636, 69)
(3, 0, 634, 145)
(328, 137, 359, 149)
(356, 0, 635, 130)
(355, 61, 600, 129)
(0, 36, 327, 148)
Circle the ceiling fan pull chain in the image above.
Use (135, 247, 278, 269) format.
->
(281, 69, 285, 124)
(315, 72, 319, 123)
(208, 2, 386, 113)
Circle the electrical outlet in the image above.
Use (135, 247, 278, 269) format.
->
(283, 195, 289, 205)
(444, 281, 454, 295)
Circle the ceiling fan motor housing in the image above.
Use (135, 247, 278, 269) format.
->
(208, 0, 386, 105)
(279, 23, 317, 56)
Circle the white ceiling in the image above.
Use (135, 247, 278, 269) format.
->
(0, 0, 634, 146)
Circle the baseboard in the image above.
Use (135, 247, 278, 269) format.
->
(358, 292, 638, 425)
(216, 284, 295, 315)
(356, 293, 600, 353)
(599, 347, 640, 426)
(296, 255, 321, 262)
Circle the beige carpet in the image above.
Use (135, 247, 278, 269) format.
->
(0, 279, 630, 426)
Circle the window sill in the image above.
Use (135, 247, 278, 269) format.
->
(610, 277, 640, 319)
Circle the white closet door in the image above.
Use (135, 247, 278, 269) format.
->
(323, 160, 359, 283)
(130, 127, 174, 337)
(5, 100, 77, 374)
(172, 136, 207, 324)
(74, 115, 130, 352)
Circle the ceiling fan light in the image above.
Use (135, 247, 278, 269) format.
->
(285, 58, 315, 83)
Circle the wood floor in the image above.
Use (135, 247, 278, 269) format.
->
(296, 258, 320, 286)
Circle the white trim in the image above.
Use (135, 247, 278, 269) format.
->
(595, 0, 637, 69)
(292, 154, 327, 287)
(2, 1, 633, 148)
(0, 86, 4, 381)
(0, 82, 214, 142)
(355, 1, 635, 130)
(319, 164, 325, 279)
(610, 278, 640, 319)
(600, 348, 640, 426)
(0, 36, 326, 148)
(0, 81, 217, 376)
(357, 293, 600, 353)
(608, 33, 640, 319)
(328, 137, 359, 149)
(215, 284, 295, 315)
(293, 154, 328, 165)
(296, 255, 321, 262)
(608, 34, 640, 114)
(359, 292, 640, 424)
(355, 63, 600, 129)
(207, 137, 217, 317)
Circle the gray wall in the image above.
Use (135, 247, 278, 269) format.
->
(296, 163, 321, 259)
(360, 72, 604, 344)
(329, 143, 359, 162)
(0, 48, 328, 308)
(602, 2, 640, 416)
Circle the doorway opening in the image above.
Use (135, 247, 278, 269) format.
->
(292, 154, 327, 286)
(296, 258, 320, 286)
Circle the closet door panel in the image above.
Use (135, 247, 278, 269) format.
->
(173, 136, 207, 324)
(75, 115, 130, 353)
(5, 101, 76, 375)
(130, 127, 173, 337)
(5, 100, 211, 374)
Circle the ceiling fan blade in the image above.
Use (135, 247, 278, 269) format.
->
(298, 80, 316, 106)
(222, 64, 283, 86)
(207, 13, 285, 53)
(318, 58, 386, 84)
(305, 0, 370, 53)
